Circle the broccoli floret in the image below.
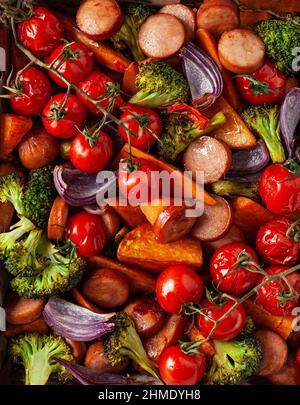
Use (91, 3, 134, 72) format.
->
(9, 333, 73, 385)
(241, 106, 285, 163)
(22, 166, 56, 229)
(255, 18, 300, 76)
(205, 336, 263, 385)
(211, 180, 259, 200)
(111, 5, 154, 61)
(129, 61, 189, 108)
(0, 173, 25, 215)
(103, 312, 160, 380)
(238, 316, 256, 340)
(158, 112, 226, 163)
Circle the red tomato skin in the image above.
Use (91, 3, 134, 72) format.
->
(159, 345, 206, 386)
(77, 72, 123, 115)
(156, 265, 204, 314)
(210, 242, 259, 295)
(18, 7, 64, 57)
(70, 132, 113, 174)
(256, 266, 298, 316)
(118, 105, 162, 149)
(256, 217, 299, 266)
(9, 67, 52, 117)
(197, 299, 246, 341)
(68, 212, 106, 257)
(259, 163, 300, 215)
(236, 60, 286, 105)
(48, 43, 94, 88)
(296, 348, 300, 367)
(42, 94, 87, 139)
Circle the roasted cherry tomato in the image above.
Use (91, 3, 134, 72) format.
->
(256, 266, 299, 316)
(77, 71, 123, 115)
(296, 348, 300, 367)
(118, 104, 162, 149)
(18, 7, 64, 56)
(42, 93, 87, 139)
(259, 162, 300, 215)
(70, 130, 113, 174)
(48, 43, 94, 88)
(197, 298, 246, 341)
(236, 60, 286, 105)
(210, 242, 260, 295)
(156, 265, 204, 314)
(68, 211, 106, 257)
(256, 217, 300, 266)
(9, 67, 52, 117)
(159, 345, 206, 385)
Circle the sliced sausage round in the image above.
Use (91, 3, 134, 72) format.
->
(267, 361, 300, 385)
(138, 14, 185, 59)
(65, 339, 86, 363)
(218, 29, 265, 74)
(183, 136, 232, 184)
(4, 292, 45, 325)
(76, 0, 124, 40)
(159, 4, 196, 42)
(84, 340, 129, 373)
(124, 296, 165, 339)
(204, 225, 245, 253)
(82, 268, 130, 309)
(255, 329, 288, 377)
(192, 195, 232, 241)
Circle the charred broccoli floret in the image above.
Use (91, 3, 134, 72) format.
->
(129, 61, 189, 108)
(238, 316, 256, 340)
(9, 333, 73, 385)
(211, 180, 259, 200)
(0, 173, 25, 215)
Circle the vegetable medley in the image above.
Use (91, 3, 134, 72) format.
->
(1, 0, 300, 386)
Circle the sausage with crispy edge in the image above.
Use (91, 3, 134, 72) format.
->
(203, 224, 245, 254)
(84, 340, 129, 373)
(159, 4, 196, 42)
(65, 339, 87, 363)
(4, 292, 46, 325)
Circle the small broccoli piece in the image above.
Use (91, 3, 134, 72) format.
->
(211, 180, 259, 200)
(205, 336, 263, 385)
(129, 61, 189, 108)
(22, 166, 56, 229)
(238, 316, 256, 340)
(103, 312, 160, 380)
(255, 18, 300, 75)
(111, 5, 154, 61)
(158, 112, 226, 162)
(0, 173, 25, 215)
(9, 333, 73, 385)
(241, 106, 285, 163)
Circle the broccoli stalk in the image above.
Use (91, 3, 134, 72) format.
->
(241, 106, 285, 163)
(158, 112, 226, 162)
(0, 173, 25, 215)
(205, 337, 263, 385)
(211, 180, 259, 200)
(103, 312, 160, 380)
(9, 333, 74, 385)
(129, 61, 189, 109)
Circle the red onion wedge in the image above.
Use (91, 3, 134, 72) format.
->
(43, 297, 115, 341)
(280, 87, 300, 159)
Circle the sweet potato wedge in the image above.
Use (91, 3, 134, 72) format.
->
(187, 325, 216, 357)
(106, 198, 146, 228)
(122, 62, 139, 96)
(71, 288, 104, 313)
(3, 317, 49, 338)
(117, 223, 203, 272)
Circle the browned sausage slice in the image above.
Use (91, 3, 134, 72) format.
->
(267, 361, 300, 385)
(192, 195, 232, 241)
(183, 136, 232, 184)
(76, 0, 124, 40)
(138, 14, 185, 59)
(218, 29, 265, 74)
(159, 4, 196, 42)
(124, 297, 165, 339)
(4, 317, 49, 338)
(203, 224, 244, 253)
(65, 339, 87, 363)
(4, 292, 45, 325)
(197, 0, 240, 38)
(82, 268, 130, 309)
(84, 340, 129, 373)
(255, 329, 288, 377)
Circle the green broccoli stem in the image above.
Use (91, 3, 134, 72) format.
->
(211, 180, 259, 200)
(25, 348, 54, 385)
(129, 90, 171, 109)
(255, 119, 285, 163)
(121, 346, 160, 380)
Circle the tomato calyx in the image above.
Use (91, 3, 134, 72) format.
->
(79, 122, 104, 148)
(281, 159, 300, 182)
(51, 42, 81, 70)
(121, 157, 140, 174)
(0, 1, 33, 26)
(234, 75, 273, 96)
(226, 250, 263, 279)
(179, 340, 206, 356)
(44, 91, 72, 122)
(286, 219, 300, 242)
(166, 102, 209, 130)
(96, 82, 122, 112)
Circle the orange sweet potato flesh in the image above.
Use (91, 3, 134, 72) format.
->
(3, 317, 49, 338)
(187, 325, 216, 357)
(117, 223, 203, 272)
(240, 10, 271, 27)
(205, 97, 257, 149)
(122, 62, 139, 96)
(239, 0, 300, 13)
(106, 198, 146, 228)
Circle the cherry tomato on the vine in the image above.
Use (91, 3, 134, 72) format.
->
(48, 43, 94, 88)
(9, 67, 52, 117)
(159, 345, 206, 385)
(197, 298, 246, 341)
(156, 265, 204, 314)
(210, 242, 260, 295)
(42, 93, 87, 139)
(18, 7, 64, 56)
(118, 104, 162, 149)
(68, 211, 106, 257)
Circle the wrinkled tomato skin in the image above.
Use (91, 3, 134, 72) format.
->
(197, 299, 246, 341)
(10, 67, 52, 116)
(159, 345, 206, 385)
(256, 217, 299, 266)
(18, 7, 64, 57)
(210, 242, 259, 294)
